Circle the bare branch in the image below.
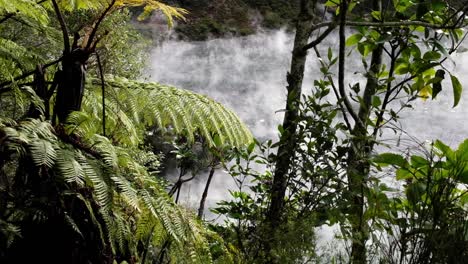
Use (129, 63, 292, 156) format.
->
(337, 3, 362, 128)
(302, 24, 336, 51)
(85, 0, 116, 51)
(0, 57, 62, 94)
(51, 0, 70, 53)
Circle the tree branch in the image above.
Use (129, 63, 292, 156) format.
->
(312, 46, 352, 131)
(198, 166, 216, 219)
(337, 2, 362, 128)
(373, 46, 396, 138)
(96, 53, 106, 137)
(85, 0, 116, 51)
(305, 18, 467, 48)
(0, 57, 62, 94)
(51, 0, 70, 54)
(302, 24, 336, 51)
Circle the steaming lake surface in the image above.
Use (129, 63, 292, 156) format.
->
(149, 30, 468, 146)
(148, 30, 468, 223)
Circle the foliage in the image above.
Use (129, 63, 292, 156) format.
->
(170, 0, 300, 40)
(212, 80, 346, 263)
(77, 76, 253, 149)
(0, 117, 235, 263)
(0, 0, 252, 263)
(374, 140, 468, 263)
(214, 0, 468, 263)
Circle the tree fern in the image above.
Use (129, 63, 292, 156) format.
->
(0, 1, 242, 262)
(1, 98, 237, 264)
(82, 76, 253, 148)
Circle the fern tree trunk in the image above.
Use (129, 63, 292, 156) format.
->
(54, 49, 89, 124)
(265, 0, 316, 257)
(347, 1, 383, 260)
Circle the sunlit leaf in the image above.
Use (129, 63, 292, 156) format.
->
(450, 74, 462, 107)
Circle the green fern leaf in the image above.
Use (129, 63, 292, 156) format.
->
(29, 139, 56, 168)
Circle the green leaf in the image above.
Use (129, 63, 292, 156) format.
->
(456, 139, 468, 161)
(410, 155, 428, 168)
(393, 0, 412, 12)
(346, 33, 363, 46)
(357, 42, 374, 57)
(371, 96, 382, 108)
(396, 168, 413, 180)
(459, 169, 468, 184)
(423, 51, 441, 61)
(434, 139, 453, 158)
(247, 142, 255, 155)
(374, 153, 408, 167)
(450, 74, 462, 107)
(406, 182, 425, 206)
(371, 11, 382, 21)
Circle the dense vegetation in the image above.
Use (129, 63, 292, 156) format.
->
(157, 0, 467, 40)
(1, 0, 468, 264)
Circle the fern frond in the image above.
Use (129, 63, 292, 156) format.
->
(116, 0, 187, 27)
(88, 77, 253, 148)
(55, 0, 104, 10)
(83, 156, 112, 211)
(90, 134, 118, 168)
(74, 191, 107, 247)
(29, 139, 56, 168)
(56, 148, 85, 186)
(111, 176, 140, 212)
(64, 211, 84, 238)
(0, 0, 49, 25)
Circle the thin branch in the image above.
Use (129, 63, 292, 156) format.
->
(373, 46, 397, 138)
(96, 53, 106, 137)
(85, 0, 116, 51)
(0, 57, 63, 94)
(51, 0, 70, 54)
(302, 24, 336, 51)
(337, 1, 362, 128)
(306, 18, 467, 43)
(312, 46, 352, 131)
(198, 166, 216, 219)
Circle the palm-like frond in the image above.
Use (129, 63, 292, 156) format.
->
(29, 139, 57, 168)
(0, 0, 238, 262)
(78, 76, 253, 149)
(0, 116, 235, 263)
(0, 0, 49, 25)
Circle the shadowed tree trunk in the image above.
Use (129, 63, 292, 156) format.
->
(198, 166, 215, 219)
(54, 48, 89, 123)
(346, 0, 383, 262)
(265, 0, 316, 258)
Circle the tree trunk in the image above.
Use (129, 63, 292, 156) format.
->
(198, 166, 215, 219)
(347, 33, 384, 264)
(54, 48, 89, 124)
(265, 0, 316, 257)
